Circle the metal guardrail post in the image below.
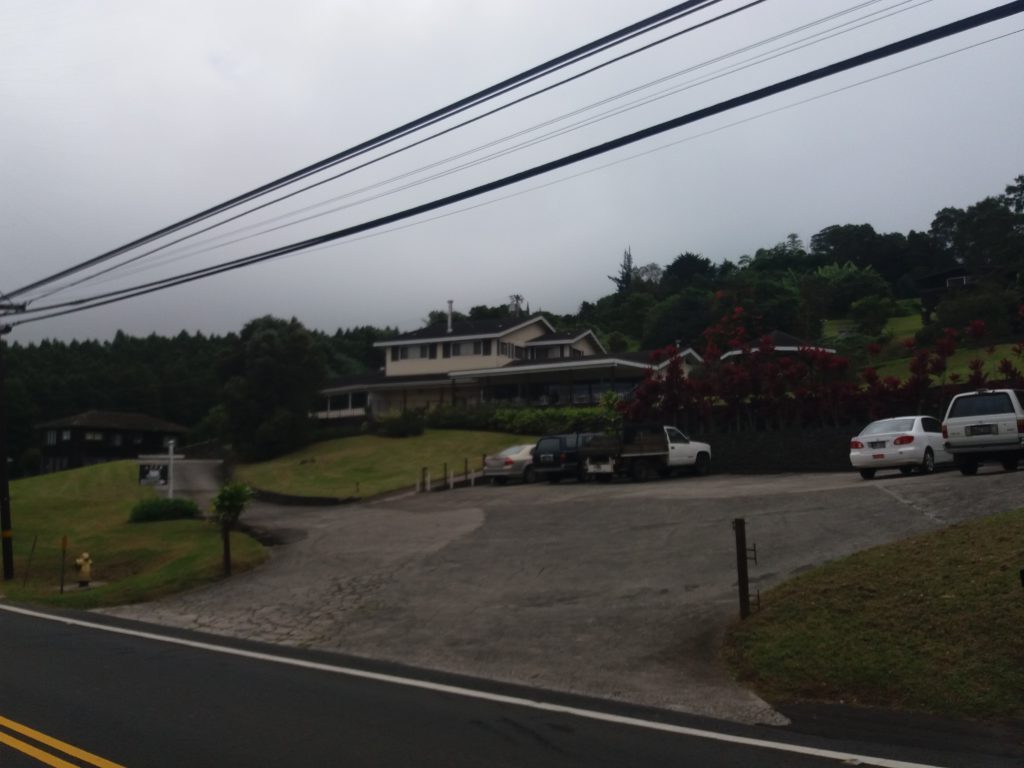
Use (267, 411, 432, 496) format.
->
(733, 518, 751, 619)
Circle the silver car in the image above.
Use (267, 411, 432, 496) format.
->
(849, 416, 951, 479)
(482, 444, 537, 484)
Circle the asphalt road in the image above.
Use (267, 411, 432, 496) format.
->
(2, 604, 1014, 768)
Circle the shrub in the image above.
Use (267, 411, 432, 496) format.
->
(425, 403, 499, 430)
(376, 409, 425, 437)
(129, 497, 200, 523)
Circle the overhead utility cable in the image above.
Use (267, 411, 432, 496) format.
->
(28, 0, 749, 304)
(12, 1, 1024, 326)
(6, 0, 725, 301)
(156, 0, 926, 261)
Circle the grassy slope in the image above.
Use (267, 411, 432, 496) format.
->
(825, 312, 1022, 383)
(235, 429, 533, 497)
(1, 461, 265, 609)
(873, 342, 1020, 381)
(724, 509, 1024, 721)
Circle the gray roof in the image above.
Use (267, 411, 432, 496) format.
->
(375, 314, 553, 345)
(36, 410, 188, 433)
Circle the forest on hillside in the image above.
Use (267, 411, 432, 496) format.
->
(4, 173, 1022, 472)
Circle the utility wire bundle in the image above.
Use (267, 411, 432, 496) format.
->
(4, 0, 1022, 328)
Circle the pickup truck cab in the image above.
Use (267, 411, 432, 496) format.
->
(581, 423, 711, 481)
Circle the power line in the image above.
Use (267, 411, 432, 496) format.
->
(23, 0, 750, 306)
(5, 0, 727, 302)
(33, 0, 915, 301)
(12, 0, 1023, 327)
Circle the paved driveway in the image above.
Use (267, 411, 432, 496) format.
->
(102, 467, 1022, 724)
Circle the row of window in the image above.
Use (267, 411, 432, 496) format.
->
(44, 430, 164, 447)
(391, 340, 497, 361)
(318, 392, 369, 411)
(388, 341, 586, 363)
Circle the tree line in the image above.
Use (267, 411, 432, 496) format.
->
(5, 173, 1021, 471)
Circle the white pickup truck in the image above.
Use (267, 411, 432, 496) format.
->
(579, 423, 711, 481)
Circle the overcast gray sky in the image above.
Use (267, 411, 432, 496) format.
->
(2, 0, 1022, 344)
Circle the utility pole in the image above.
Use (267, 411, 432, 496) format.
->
(0, 330, 11, 579)
(0, 303, 25, 581)
(0, 321, 16, 579)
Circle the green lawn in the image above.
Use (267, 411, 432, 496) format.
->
(724, 509, 1024, 721)
(883, 312, 922, 340)
(0, 461, 266, 609)
(235, 429, 534, 498)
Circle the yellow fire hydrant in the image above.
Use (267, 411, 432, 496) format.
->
(74, 552, 92, 588)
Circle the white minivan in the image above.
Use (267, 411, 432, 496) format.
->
(941, 389, 1024, 475)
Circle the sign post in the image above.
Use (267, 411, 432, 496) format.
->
(168, 440, 176, 499)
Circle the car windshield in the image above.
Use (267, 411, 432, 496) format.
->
(860, 418, 915, 435)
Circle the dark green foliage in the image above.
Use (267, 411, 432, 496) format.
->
(220, 316, 327, 461)
(211, 482, 253, 577)
(425, 404, 617, 435)
(211, 483, 252, 530)
(934, 285, 1018, 339)
(642, 290, 712, 349)
(850, 294, 898, 337)
(608, 247, 634, 293)
(129, 497, 200, 523)
(376, 410, 426, 437)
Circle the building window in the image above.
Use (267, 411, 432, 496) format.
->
(46, 430, 57, 446)
(390, 347, 399, 362)
(61, 430, 71, 442)
(351, 392, 368, 409)
(111, 433, 123, 447)
(84, 431, 103, 442)
(399, 345, 432, 360)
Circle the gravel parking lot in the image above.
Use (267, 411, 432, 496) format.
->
(103, 466, 1022, 724)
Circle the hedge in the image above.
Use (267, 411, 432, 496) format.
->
(129, 497, 201, 523)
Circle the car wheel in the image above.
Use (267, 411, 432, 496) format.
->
(523, 466, 536, 484)
(859, 469, 876, 480)
(1002, 458, 1018, 472)
(920, 449, 935, 474)
(694, 453, 711, 476)
(959, 461, 978, 476)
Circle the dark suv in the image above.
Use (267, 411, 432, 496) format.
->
(942, 389, 1024, 475)
(530, 433, 595, 483)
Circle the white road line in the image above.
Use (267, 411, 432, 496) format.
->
(0, 603, 946, 768)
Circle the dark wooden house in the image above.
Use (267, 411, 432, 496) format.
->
(36, 410, 187, 474)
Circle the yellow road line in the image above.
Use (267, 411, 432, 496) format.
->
(0, 730, 78, 768)
(0, 715, 125, 768)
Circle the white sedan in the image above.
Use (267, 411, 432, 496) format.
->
(849, 415, 952, 479)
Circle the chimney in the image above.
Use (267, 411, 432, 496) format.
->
(447, 300, 454, 334)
